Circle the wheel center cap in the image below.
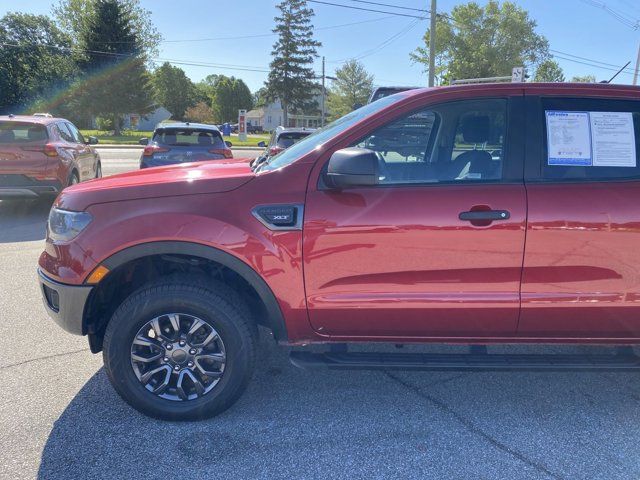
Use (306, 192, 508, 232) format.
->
(171, 349, 188, 364)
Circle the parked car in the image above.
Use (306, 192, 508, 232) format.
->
(252, 126, 315, 169)
(368, 85, 420, 103)
(38, 83, 640, 421)
(139, 123, 232, 169)
(246, 124, 264, 134)
(0, 115, 100, 199)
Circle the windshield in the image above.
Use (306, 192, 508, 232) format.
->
(259, 94, 403, 172)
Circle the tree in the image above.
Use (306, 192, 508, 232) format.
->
(74, 0, 154, 134)
(211, 76, 254, 123)
(0, 13, 76, 113)
(184, 102, 215, 124)
(411, 1, 549, 84)
(151, 62, 195, 120)
(571, 74, 596, 83)
(53, 0, 161, 57)
(327, 60, 374, 120)
(265, 0, 321, 125)
(534, 60, 565, 82)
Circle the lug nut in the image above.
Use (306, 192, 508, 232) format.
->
(179, 340, 186, 347)
(163, 357, 169, 362)
(165, 344, 173, 350)
(187, 361, 194, 367)
(189, 349, 196, 355)
(174, 365, 180, 371)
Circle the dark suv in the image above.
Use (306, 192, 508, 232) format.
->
(0, 115, 100, 199)
(38, 83, 640, 420)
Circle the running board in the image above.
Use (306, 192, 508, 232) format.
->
(289, 351, 640, 372)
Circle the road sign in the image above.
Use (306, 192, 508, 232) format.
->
(238, 109, 247, 142)
(512, 67, 525, 83)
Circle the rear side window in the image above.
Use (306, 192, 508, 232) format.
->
(276, 132, 310, 148)
(153, 128, 225, 148)
(57, 122, 75, 143)
(0, 122, 48, 143)
(541, 98, 640, 181)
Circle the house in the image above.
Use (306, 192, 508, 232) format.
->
(90, 106, 172, 131)
(123, 106, 172, 131)
(246, 92, 325, 132)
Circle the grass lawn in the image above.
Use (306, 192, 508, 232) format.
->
(81, 130, 269, 147)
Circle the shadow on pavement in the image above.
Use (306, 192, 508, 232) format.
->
(0, 198, 53, 243)
(37, 336, 640, 480)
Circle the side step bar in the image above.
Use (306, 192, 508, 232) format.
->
(289, 351, 640, 372)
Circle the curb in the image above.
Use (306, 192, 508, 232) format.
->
(95, 144, 264, 151)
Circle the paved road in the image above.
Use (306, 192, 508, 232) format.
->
(2, 156, 640, 479)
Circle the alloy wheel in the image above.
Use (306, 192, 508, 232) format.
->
(130, 313, 226, 402)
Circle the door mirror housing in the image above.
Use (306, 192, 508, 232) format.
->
(257, 141, 266, 148)
(225, 140, 233, 148)
(323, 147, 379, 189)
(139, 137, 149, 145)
(86, 136, 99, 145)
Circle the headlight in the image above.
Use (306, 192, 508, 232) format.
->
(47, 207, 92, 242)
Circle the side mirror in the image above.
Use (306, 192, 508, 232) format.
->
(225, 141, 232, 148)
(323, 147, 379, 189)
(86, 136, 99, 145)
(257, 141, 266, 148)
(139, 137, 149, 145)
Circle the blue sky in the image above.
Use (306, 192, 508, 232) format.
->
(3, 0, 640, 91)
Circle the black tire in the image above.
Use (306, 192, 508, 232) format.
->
(68, 171, 79, 186)
(95, 162, 102, 179)
(103, 277, 257, 421)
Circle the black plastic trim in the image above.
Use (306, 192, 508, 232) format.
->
(100, 241, 288, 342)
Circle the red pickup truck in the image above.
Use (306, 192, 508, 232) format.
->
(39, 83, 640, 420)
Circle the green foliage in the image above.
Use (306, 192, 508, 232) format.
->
(211, 76, 254, 123)
(95, 115, 115, 130)
(571, 74, 597, 83)
(265, 0, 321, 124)
(70, 0, 154, 134)
(184, 102, 215, 124)
(534, 60, 565, 82)
(151, 62, 196, 120)
(0, 13, 76, 113)
(53, 0, 161, 57)
(411, 1, 549, 84)
(327, 60, 374, 120)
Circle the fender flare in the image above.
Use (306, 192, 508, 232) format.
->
(100, 240, 288, 342)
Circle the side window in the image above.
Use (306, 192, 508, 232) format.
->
(542, 98, 640, 181)
(65, 122, 85, 144)
(352, 98, 507, 185)
(57, 122, 74, 143)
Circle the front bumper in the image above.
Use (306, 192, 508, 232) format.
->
(38, 269, 93, 335)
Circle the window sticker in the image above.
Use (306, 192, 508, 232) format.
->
(546, 110, 637, 167)
(546, 111, 592, 166)
(589, 112, 636, 167)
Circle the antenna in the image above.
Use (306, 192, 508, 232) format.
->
(601, 61, 631, 84)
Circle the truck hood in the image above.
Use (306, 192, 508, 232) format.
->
(56, 158, 255, 211)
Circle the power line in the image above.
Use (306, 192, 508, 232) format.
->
(328, 18, 421, 63)
(578, 0, 640, 29)
(307, 0, 428, 19)
(345, 0, 427, 13)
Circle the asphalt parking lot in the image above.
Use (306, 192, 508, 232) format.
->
(2, 150, 640, 479)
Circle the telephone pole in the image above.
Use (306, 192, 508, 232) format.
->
(428, 0, 437, 87)
(634, 41, 640, 85)
(321, 56, 326, 127)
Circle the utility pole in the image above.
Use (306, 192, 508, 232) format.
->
(634, 42, 640, 85)
(428, 0, 437, 87)
(321, 56, 326, 127)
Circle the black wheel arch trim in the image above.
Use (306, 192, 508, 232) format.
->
(98, 241, 288, 342)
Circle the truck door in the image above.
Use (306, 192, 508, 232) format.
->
(303, 96, 527, 339)
(520, 95, 640, 338)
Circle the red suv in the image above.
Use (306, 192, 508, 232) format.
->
(0, 115, 101, 199)
(38, 83, 640, 420)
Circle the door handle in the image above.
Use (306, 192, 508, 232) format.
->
(459, 210, 510, 221)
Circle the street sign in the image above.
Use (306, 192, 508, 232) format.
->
(238, 109, 247, 142)
(512, 67, 525, 83)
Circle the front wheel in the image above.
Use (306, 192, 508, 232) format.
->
(103, 278, 257, 421)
